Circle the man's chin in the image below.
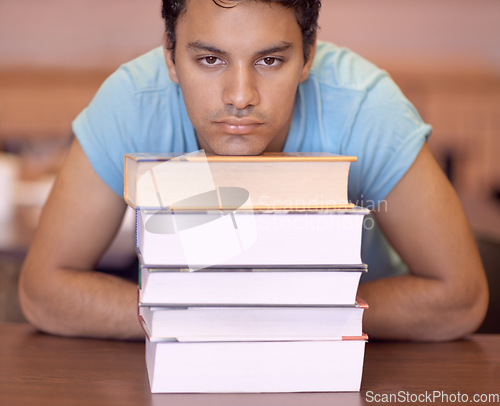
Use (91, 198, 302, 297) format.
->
(206, 136, 268, 156)
(213, 149, 264, 156)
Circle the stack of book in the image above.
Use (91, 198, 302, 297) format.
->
(124, 151, 369, 393)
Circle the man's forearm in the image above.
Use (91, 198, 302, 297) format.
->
(357, 273, 487, 342)
(363, 145, 489, 342)
(19, 267, 143, 340)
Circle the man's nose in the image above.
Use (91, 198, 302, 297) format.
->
(222, 64, 260, 110)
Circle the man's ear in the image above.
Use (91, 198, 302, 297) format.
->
(299, 41, 317, 83)
(163, 33, 179, 84)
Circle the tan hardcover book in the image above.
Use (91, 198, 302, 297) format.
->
(124, 152, 356, 210)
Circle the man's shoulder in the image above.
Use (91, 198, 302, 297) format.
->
(310, 41, 387, 92)
(112, 46, 173, 94)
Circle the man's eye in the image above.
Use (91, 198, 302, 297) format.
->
(256, 57, 283, 67)
(199, 56, 223, 66)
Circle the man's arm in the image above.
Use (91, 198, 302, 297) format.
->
(18, 139, 143, 340)
(358, 144, 489, 341)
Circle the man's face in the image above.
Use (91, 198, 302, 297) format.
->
(165, 0, 315, 156)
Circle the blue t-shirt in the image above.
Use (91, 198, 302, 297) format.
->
(73, 41, 431, 280)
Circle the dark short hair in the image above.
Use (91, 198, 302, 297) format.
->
(162, 0, 321, 63)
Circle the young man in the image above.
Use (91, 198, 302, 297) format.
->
(19, 0, 488, 341)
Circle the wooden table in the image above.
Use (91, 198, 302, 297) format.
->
(1, 323, 499, 406)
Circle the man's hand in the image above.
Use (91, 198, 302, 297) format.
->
(18, 139, 143, 340)
(358, 144, 488, 341)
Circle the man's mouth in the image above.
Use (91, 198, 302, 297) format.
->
(214, 118, 264, 135)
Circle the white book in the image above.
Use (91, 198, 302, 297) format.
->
(145, 337, 367, 393)
(136, 207, 369, 269)
(139, 298, 368, 341)
(139, 265, 367, 306)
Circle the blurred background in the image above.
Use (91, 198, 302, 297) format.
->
(0, 0, 499, 330)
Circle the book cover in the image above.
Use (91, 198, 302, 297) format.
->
(124, 151, 356, 210)
(136, 207, 369, 269)
(139, 297, 368, 341)
(145, 335, 368, 393)
(138, 264, 367, 306)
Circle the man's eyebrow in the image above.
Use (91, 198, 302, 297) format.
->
(186, 41, 293, 57)
(187, 41, 228, 56)
(255, 42, 293, 56)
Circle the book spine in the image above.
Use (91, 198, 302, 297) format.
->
(135, 209, 140, 250)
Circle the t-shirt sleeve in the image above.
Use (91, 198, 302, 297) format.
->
(343, 73, 432, 208)
(72, 67, 139, 197)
